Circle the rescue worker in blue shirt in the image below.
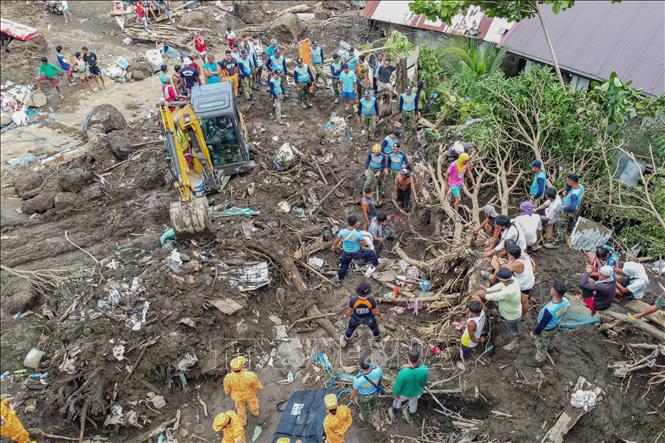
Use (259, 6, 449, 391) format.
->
(399, 84, 419, 141)
(349, 354, 384, 421)
(388, 143, 409, 183)
(310, 40, 328, 88)
(330, 53, 343, 103)
(381, 130, 401, 155)
(527, 281, 570, 367)
(237, 50, 255, 102)
(345, 47, 359, 72)
(561, 173, 585, 231)
(341, 282, 382, 349)
(331, 216, 379, 283)
(529, 159, 547, 201)
(264, 39, 280, 58)
(357, 89, 379, 140)
(293, 58, 314, 109)
(268, 71, 284, 124)
(364, 144, 387, 199)
(267, 48, 288, 92)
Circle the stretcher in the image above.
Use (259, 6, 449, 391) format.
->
(272, 389, 338, 443)
(0, 18, 39, 42)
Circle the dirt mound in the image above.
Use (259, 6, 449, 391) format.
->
(127, 62, 152, 82)
(107, 129, 136, 159)
(21, 185, 56, 214)
(85, 104, 128, 134)
(14, 171, 44, 199)
(234, 1, 269, 24)
(179, 9, 205, 27)
(0, 278, 37, 314)
(58, 168, 93, 193)
(269, 12, 306, 43)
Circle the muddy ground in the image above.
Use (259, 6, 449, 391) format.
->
(1, 2, 664, 443)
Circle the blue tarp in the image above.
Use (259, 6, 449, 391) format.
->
(272, 389, 337, 443)
(560, 297, 601, 330)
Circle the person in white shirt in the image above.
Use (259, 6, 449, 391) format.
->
(535, 187, 563, 248)
(615, 262, 649, 301)
(485, 215, 527, 257)
(482, 242, 535, 315)
(515, 201, 542, 250)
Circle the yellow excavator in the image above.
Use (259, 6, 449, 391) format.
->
(160, 82, 253, 235)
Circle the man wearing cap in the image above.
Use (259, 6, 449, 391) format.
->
(579, 264, 615, 314)
(212, 410, 245, 443)
(357, 89, 379, 140)
(179, 57, 200, 94)
(485, 215, 527, 257)
(265, 38, 280, 58)
(237, 50, 255, 102)
(472, 205, 501, 248)
(368, 212, 388, 254)
(393, 168, 417, 210)
(293, 58, 315, 109)
(526, 281, 569, 367)
(364, 144, 387, 198)
(310, 40, 328, 88)
(267, 48, 288, 86)
(269, 70, 285, 124)
(446, 152, 475, 212)
(331, 216, 379, 283)
(330, 53, 343, 103)
(390, 347, 428, 424)
(220, 50, 239, 95)
(345, 47, 359, 72)
(223, 356, 263, 425)
(399, 85, 419, 141)
(350, 354, 384, 421)
(341, 281, 381, 348)
(339, 63, 357, 111)
(561, 173, 585, 231)
(472, 267, 523, 351)
(381, 130, 401, 155)
(323, 393, 352, 443)
(387, 143, 409, 184)
(535, 187, 563, 248)
(529, 160, 547, 201)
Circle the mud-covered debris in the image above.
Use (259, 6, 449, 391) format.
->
(23, 347, 45, 369)
(54, 192, 79, 213)
(85, 104, 127, 134)
(209, 298, 244, 315)
(1, 278, 37, 314)
(147, 392, 166, 409)
(269, 12, 306, 43)
(275, 338, 306, 369)
(14, 170, 43, 199)
(58, 168, 93, 192)
(21, 187, 56, 214)
(175, 352, 198, 372)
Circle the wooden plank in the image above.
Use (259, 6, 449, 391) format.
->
(209, 298, 243, 315)
(602, 310, 665, 342)
(542, 377, 601, 443)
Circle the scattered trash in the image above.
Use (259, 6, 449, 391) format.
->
(179, 317, 197, 328)
(267, 220, 279, 229)
(7, 152, 37, 166)
(0, 371, 10, 381)
(166, 249, 184, 273)
(218, 261, 270, 291)
(126, 300, 150, 331)
(390, 306, 406, 315)
(292, 207, 305, 218)
(273, 143, 298, 170)
(213, 207, 260, 217)
(278, 201, 291, 213)
(160, 228, 176, 245)
(23, 348, 45, 369)
(430, 345, 442, 355)
(122, 37, 133, 45)
(571, 389, 600, 412)
(104, 403, 125, 426)
(419, 280, 432, 292)
(112, 345, 125, 361)
(252, 425, 263, 442)
(323, 112, 348, 143)
(147, 392, 167, 409)
(307, 257, 324, 268)
(650, 259, 665, 276)
(209, 298, 244, 315)
(176, 353, 198, 372)
(241, 220, 255, 239)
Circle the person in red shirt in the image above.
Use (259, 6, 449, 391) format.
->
(135, 2, 148, 30)
(193, 32, 207, 61)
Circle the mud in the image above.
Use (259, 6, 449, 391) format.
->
(1, 2, 663, 443)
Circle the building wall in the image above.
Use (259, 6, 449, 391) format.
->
(524, 59, 591, 92)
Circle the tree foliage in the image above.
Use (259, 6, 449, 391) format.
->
(439, 37, 507, 80)
(410, 0, 575, 24)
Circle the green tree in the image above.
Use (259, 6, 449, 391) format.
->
(439, 36, 507, 80)
(410, 0, 576, 86)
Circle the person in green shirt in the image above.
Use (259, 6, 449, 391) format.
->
(389, 347, 428, 424)
(36, 56, 64, 99)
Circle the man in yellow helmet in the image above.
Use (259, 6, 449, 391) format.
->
(0, 398, 32, 443)
(323, 393, 352, 443)
(363, 143, 387, 201)
(213, 410, 246, 443)
(223, 356, 263, 425)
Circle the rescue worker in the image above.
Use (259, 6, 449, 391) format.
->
(399, 85, 419, 141)
(341, 281, 382, 347)
(356, 54, 370, 96)
(237, 50, 255, 102)
(0, 397, 32, 443)
(212, 410, 246, 443)
(361, 187, 377, 227)
(311, 40, 328, 87)
(223, 356, 263, 425)
(527, 281, 569, 367)
(250, 35, 264, 85)
(349, 354, 384, 422)
(220, 49, 239, 95)
(364, 144, 387, 198)
(387, 143, 409, 184)
(330, 53, 343, 103)
(269, 70, 284, 124)
(267, 48, 288, 88)
(331, 215, 379, 283)
(293, 58, 315, 109)
(339, 63, 357, 111)
(345, 47, 359, 72)
(265, 38, 280, 58)
(561, 173, 585, 233)
(529, 159, 547, 201)
(381, 130, 401, 155)
(357, 89, 379, 140)
(323, 394, 352, 443)
(393, 169, 417, 210)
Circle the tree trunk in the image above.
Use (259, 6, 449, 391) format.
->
(536, 6, 565, 88)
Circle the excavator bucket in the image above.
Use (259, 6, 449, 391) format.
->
(169, 196, 212, 235)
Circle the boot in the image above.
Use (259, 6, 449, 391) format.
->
(525, 357, 544, 368)
(503, 339, 519, 351)
(339, 334, 349, 348)
(388, 407, 399, 423)
(402, 408, 414, 424)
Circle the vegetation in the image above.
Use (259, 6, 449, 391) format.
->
(384, 30, 413, 61)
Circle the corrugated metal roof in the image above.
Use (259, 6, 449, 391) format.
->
(500, 1, 665, 96)
(362, 1, 513, 44)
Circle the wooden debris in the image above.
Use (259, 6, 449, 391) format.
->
(208, 298, 244, 315)
(623, 299, 665, 329)
(542, 376, 602, 443)
(601, 310, 665, 342)
(305, 303, 337, 338)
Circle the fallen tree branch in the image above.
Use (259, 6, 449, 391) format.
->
(601, 310, 665, 342)
(64, 230, 99, 264)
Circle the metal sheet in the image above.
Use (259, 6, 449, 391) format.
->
(570, 217, 612, 252)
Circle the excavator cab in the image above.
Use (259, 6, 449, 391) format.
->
(160, 82, 253, 235)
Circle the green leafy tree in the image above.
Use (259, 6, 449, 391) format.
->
(439, 36, 507, 80)
(410, 0, 576, 86)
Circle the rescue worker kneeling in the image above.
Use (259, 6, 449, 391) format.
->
(213, 410, 246, 443)
(223, 356, 263, 425)
(323, 393, 352, 443)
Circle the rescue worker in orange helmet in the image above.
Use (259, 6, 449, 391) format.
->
(213, 410, 246, 443)
(322, 393, 352, 443)
(0, 398, 33, 443)
(223, 356, 263, 425)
